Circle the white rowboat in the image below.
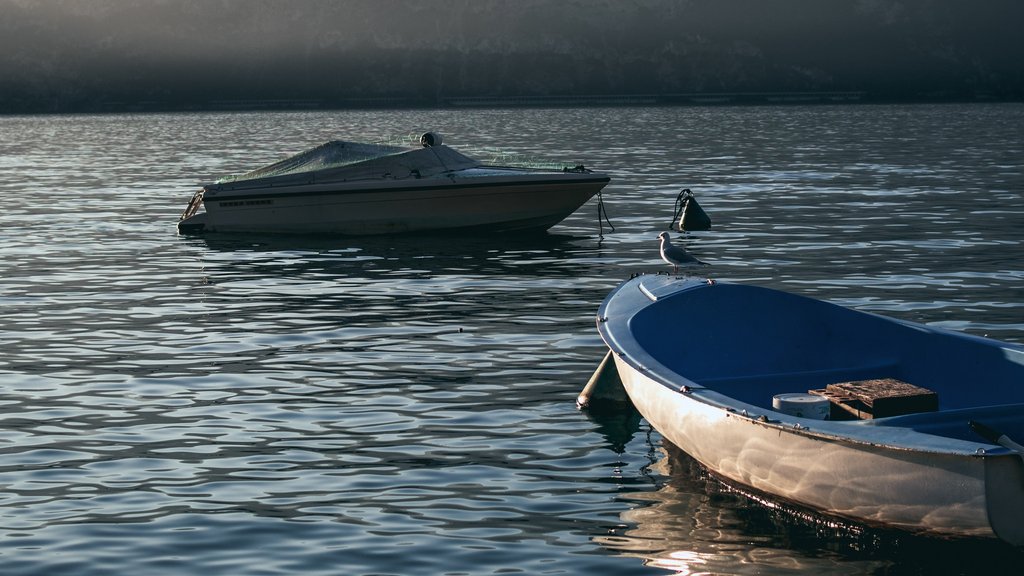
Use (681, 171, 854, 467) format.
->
(594, 274, 1024, 545)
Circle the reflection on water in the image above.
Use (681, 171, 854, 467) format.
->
(599, 441, 1024, 575)
(1, 104, 1023, 574)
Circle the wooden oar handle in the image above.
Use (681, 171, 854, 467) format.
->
(969, 420, 1001, 444)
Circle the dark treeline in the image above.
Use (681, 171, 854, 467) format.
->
(1, 0, 1021, 113)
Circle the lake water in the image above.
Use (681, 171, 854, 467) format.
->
(1, 103, 1023, 574)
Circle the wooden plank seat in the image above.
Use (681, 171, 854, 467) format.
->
(810, 378, 938, 420)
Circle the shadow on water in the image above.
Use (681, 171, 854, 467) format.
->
(186, 229, 594, 253)
(588, 434, 1024, 574)
(180, 230, 604, 278)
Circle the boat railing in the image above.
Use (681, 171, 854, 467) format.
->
(180, 189, 205, 220)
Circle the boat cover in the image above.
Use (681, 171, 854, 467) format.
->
(213, 141, 481, 189)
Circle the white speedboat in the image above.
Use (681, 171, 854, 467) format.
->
(590, 274, 1024, 545)
(178, 133, 610, 235)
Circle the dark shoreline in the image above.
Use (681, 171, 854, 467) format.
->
(2, 90, 1022, 116)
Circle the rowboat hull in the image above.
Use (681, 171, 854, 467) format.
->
(597, 275, 1024, 544)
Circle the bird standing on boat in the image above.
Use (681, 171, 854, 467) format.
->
(658, 231, 707, 275)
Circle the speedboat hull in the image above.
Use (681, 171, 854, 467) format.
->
(596, 274, 1024, 544)
(179, 170, 609, 235)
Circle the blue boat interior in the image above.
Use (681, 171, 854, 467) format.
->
(627, 282, 1024, 443)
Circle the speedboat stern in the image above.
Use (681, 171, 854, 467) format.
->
(178, 188, 207, 234)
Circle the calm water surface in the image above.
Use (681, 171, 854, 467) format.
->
(1, 104, 1023, 574)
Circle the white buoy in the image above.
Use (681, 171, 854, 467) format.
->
(772, 393, 830, 420)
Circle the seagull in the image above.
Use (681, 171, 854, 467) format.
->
(658, 231, 708, 275)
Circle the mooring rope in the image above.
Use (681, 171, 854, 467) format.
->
(669, 188, 693, 231)
(597, 189, 615, 238)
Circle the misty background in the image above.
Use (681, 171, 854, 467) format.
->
(1, 0, 1022, 114)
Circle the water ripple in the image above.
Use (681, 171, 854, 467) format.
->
(1, 104, 1023, 574)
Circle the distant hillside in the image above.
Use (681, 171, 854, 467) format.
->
(1, 0, 1021, 113)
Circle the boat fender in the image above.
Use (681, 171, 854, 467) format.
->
(420, 132, 443, 147)
(576, 349, 630, 409)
